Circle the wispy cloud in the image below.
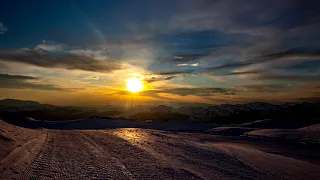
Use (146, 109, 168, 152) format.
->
(0, 73, 67, 91)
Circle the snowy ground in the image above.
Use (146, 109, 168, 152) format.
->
(246, 124, 320, 144)
(0, 119, 44, 160)
(1, 119, 320, 180)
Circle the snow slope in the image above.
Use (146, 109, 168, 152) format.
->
(246, 124, 320, 143)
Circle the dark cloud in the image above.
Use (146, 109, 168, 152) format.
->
(0, 73, 38, 80)
(0, 48, 122, 73)
(156, 87, 237, 96)
(207, 48, 320, 71)
(205, 71, 261, 78)
(238, 84, 291, 93)
(220, 71, 261, 76)
(144, 76, 177, 83)
(205, 61, 253, 71)
(144, 72, 193, 83)
(255, 73, 320, 82)
(0, 73, 66, 91)
(253, 48, 320, 61)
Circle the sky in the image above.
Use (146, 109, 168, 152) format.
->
(0, 0, 319, 106)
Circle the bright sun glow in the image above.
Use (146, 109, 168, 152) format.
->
(126, 78, 144, 93)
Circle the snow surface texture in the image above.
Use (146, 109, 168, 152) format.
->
(1, 119, 320, 179)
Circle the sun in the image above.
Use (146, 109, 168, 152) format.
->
(126, 78, 144, 93)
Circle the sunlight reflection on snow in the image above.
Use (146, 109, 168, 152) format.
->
(113, 128, 151, 145)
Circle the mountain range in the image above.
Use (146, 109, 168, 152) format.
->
(0, 99, 319, 127)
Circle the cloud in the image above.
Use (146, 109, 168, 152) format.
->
(176, 63, 199, 67)
(144, 71, 193, 83)
(219, 71, 261, 76)
(155, 87, 236, 96)
(147, 61, 260, 78)
(168, 0, 319, 34)
(1, 1, 320, 104)
(0, 22, 8, 34)
(139, 0, 320, 87)
(235, 83, 320, 102)
(0, 73, 66, 91)
(0, 43, 122, 73)
(161, 53, 207, 63)
(144, 76, 177, 83)
(205, 61, 253, 71)
(237, 84, 291, 93)
(255, 73, 320, 82)
(35, 41, 63, 51)
(205, 48, 320, 71)
(204, 71, 262, 78)
(252, 48, 320, 62)
(149, 70, 189, 76)
(150, 47, 320, 76)
(0, 73, 38, 80)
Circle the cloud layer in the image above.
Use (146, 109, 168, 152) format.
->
(0, 42, 122, 73)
